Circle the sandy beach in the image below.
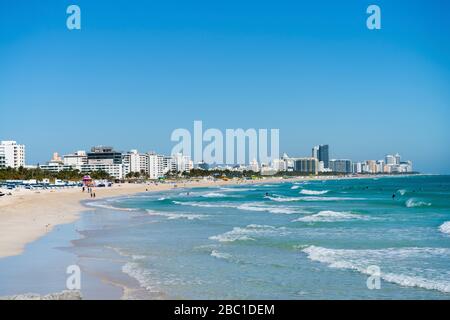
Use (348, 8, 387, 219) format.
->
(0, 177, 296, 259)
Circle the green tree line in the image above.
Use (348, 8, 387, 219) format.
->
(0, 167, 111, 181)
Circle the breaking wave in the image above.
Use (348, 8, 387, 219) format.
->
(439, 221, 450, 235)
(201, 192, 227, 198)
(405, 198, 431, 208)
(85, 202, 138, 212)
(210, 250, 232, 260)
(173, 201, 299, 215)
(266, 195, 364, 202)
(146, 209, 207, 220)
(302, 245, 450, 293)
(299, 189, 329, 195)
(293, 210, 368, 223)
(209, 224, 288, 243)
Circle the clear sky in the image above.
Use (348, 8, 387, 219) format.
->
(1, 0, 449, 173)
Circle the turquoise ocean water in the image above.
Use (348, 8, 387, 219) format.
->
(72, 175, 450, 299)
(1, 175, 449, 299)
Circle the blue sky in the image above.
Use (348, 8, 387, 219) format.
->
(1, 0, 449, 173)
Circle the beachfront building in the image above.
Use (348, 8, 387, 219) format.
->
(248, 158, 260, 172)
(41, 147, 126, 179)
(122, 149, 141, 175)
(293, 157, 319, 175)
(385, 154, 396, 165)
(139, 153, 150, 175)
(281, 153, 295, 172)
(0, 154, 5, 169)
(329, 159, 352, 174)
(171, 153, 194, 173)
(271, 158, 286, 172)
(384, 154, 413, 173)
(63, 151, 87, 166)
(0, 140, 25, 168)
(87, 146, 122, 165)
(148, 153, 167, 179)
(312, 144, 329, 169)
(79, 163, 124, 179)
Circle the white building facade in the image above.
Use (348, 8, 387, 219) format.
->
(0, 141, 25, 168)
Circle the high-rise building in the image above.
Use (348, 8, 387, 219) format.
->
(148, 153, 168, 179)
(312, 146, 319, 159)
(329, 159, 352, 174)
(0, 141, 25, 168)
(352, 162, 363, 174)
(294, 157, 318, 174)
(87, 146, 122, 165)
(122, 150, 141, 175)
(395, 153, 401, 165)
(313, 145, 329, 169)
(385, 154, 396, 165)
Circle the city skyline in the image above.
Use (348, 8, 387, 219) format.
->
(0, 139, 414, 179)
(1, 1, 450, 173)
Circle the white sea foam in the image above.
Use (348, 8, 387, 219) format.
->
(173, 201, 236, 209)
(122, 262, 161, 293)
(299, 196, 366, 201)
(397, 189, 407, 196)
(299, 189, 329, 195)
(265, 195, 302, 202)
(146, 209, 207, 220)
(291, 185, 300, 190)
(219, 187, 256, 192)
(173, 200, 300, 215)
(266, 195, 364, 202)
(293, 210, 367, 223)
(302, 245, 450, 293)
(439, 221, 450, 235)
(210, 250, 232, 260)
(209, 224, 287, 243)
(85, 202, 137, 212)
(201, 192, 227, 198)
(405, 198, 431, 208)
(238, 203, 299, 214)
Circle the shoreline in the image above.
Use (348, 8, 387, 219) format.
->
(0, 176, 291, 259)
(0, 174, 424, 260)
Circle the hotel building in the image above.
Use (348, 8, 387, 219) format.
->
(0, 140, 26, 169)
(293, 157, 319, 175)
(329, 159, 352, 174)
(63, 151, 88, 166)
(314, 145, 329, 169)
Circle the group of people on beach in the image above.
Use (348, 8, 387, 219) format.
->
(82, 186, 96, 198)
